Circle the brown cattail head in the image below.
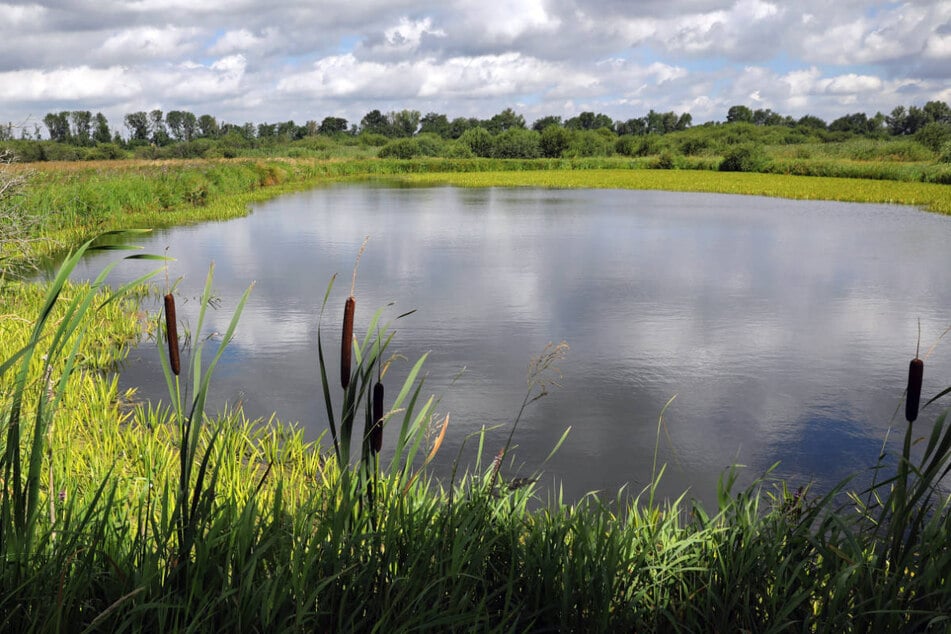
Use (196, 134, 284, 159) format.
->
(371, 380, 384, 454)
(906, 357, 924, 423)
(163, 293, 180, 376)
(340, 296, 355, 390)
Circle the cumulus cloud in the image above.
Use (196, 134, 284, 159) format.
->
(1, 0, 950, 129)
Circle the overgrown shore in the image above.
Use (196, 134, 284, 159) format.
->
(5, 156, 951, 265)
(1, 158, 950, 631)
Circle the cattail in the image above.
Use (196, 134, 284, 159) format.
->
(906, 357, 924, 423)
(340, 296, 355, 390)
(164, 293, 180, 376)
(371, 380, 384, 454)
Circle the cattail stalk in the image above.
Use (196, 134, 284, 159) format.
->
(906, 357, 924, 423)
(340, 296, 354, 390)
(371, 380, 384, 454)
(164, 293, 180, 376)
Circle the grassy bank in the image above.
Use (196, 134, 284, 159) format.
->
(1, 236, 950, 631)
(4, 157, 950, 267)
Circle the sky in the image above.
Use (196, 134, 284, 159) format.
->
(1, 0, 951, 136)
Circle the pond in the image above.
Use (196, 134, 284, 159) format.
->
(71, 183, 951, 505)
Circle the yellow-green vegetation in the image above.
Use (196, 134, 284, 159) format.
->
(5, 156, 950, 268)
(398, 168, 951, 215)
(2, 240, 950, 631)
(2, 153, 951, 630)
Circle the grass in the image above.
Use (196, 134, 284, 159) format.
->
(394, 168, 951, 215)
(1, 233, 950, 631)
(5, 156, 950, 268)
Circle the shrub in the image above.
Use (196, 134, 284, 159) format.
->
(939, 141, 951, 164)
(493, 129, 541, 158)
(916, 122, 951, 153)
(459, 127, 495, 157)
(720, 143, 770, 172)
(565, 130, 612, 158)
(414, 133, 445, 157)
(358, 133, 390, 147)
(439, 141, 474, 158)
(651, 149, 684, 169)
(377, 138, 421, 159)
(540, 126, 571, 158)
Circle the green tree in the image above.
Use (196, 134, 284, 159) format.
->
(493, 128, 541, 158)
(485, 108, 525, 134)
(675, 113, 693, 131)
(916, 121, 951, 152)
(615, 118, 647, 136)
(69, 111, 92, 145)
(726, 105, 754, 123)
(166, 110, 198, 141)
(197, 114, 219, 138)
(752, 108, 782, 126)
(566, 112, 614, 131)
(459, 126, 494, 157)
(531, 115, 562, 132)
(124, 112, 149, 142)
(149, 109, 169, 145)
(43, 112, 71, 143)
(539, 125, 571, 157)
(447, 117, 475, 139)
(319, 116, 348, 135)
(887, 106, 908, 135)
(419, 112, 450, 137)
(923, 100, 951, 124)
(388, 110, 421, 137)
(92, 113, 111, 144)
(360, 109, 392, 136)
(797, 114, 826, 130)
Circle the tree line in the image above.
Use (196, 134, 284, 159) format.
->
(1, 100, 948, 147)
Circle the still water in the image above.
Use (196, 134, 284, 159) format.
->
(73, 184, 951, 505)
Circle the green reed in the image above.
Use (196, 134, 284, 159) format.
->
(1, 232, 950, 631)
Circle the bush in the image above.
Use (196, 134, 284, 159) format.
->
(358, 133, 390, 147)
(651, 150, 684, 169)
(540, 126, 571, 158)
(439, 141, 474, 158)
(459, 127, 495, 158)
(377, 138, 421, 159)
(565, 130, 612, 158)
(414, 133, 445, 157)
(916, 122, 951, 153)
(86, 143, 126, 160)
(0, 140, 43, 162)
(719, 143, 770, 172)
(939, 141, 951, 164)
(493, 129, 541, 158)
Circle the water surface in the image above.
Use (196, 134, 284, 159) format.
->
(73, 184, 951, 505)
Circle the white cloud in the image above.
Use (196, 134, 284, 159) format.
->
(0, 66, 139, 101)
(0, 2, 46, 27)
(1, 1, 950, 129)
(98, 25, 200, 61)
(457, 0, 561, 41)
(822, 73, 883, 95)
(381, 17, 445, 53)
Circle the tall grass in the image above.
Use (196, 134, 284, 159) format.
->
(2, 231, 951, 630)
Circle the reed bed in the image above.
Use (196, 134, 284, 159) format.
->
(1, 233, 950, 632)
(8, 157, 950, 268)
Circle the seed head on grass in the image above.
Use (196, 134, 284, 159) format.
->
(340, 236, 369, 391)
(371, 380, 384, 454)
(906, 357, 923, 423)
(163, 292, 180, 376)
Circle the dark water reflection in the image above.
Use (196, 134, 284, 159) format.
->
(70, 184, 951, 506)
